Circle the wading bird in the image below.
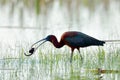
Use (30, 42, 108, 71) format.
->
(24, 31, 120, 62)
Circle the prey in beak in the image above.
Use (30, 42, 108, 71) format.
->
(24, 38, 47, 56)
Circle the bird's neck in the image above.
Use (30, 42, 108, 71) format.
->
(51, 37, 64, 48)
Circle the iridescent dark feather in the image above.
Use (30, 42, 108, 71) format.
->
(61, 31, 105, 48)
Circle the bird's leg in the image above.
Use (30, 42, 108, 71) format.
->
(70, 52, 73, 63)
(70, 48, 74, 63)
(77, 48, 83, 61)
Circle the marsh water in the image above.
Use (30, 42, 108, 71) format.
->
(0, 0, 120, 80)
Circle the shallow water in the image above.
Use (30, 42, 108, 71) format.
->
(0, 0, 120, 80)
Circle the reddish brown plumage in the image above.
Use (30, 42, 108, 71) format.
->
(25, 31, 105, 62)
(61, 32, 80, 50)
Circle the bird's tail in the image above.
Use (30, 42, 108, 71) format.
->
(91, 40, 105, 46)
(98, 41, 105, 46)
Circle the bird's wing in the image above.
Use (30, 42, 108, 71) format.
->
(64, 33, 83, 47)
(64, 32, 100, 47)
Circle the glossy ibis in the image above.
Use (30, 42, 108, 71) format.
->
(24, 31, 120, 62)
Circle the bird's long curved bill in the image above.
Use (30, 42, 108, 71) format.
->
(31, 38, 46, 48)
(24, 38, 47, 56)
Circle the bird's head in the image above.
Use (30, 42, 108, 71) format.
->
(24, 35, 55, 56)
(46, 35, 56, 42)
